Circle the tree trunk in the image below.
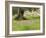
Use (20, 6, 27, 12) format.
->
(15, 8, 27, 20)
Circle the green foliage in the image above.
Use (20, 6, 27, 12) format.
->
(12, 7, 18, 15)
(12, 7, 39, 16)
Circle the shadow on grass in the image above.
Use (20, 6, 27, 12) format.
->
(14, 16, 40, 21)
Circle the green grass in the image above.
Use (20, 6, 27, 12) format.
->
(12, 16, 40, 31)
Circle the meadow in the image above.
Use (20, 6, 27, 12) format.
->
(12, 16, 40, 31)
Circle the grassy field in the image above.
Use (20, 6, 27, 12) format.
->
(12, 16, 40, 31)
